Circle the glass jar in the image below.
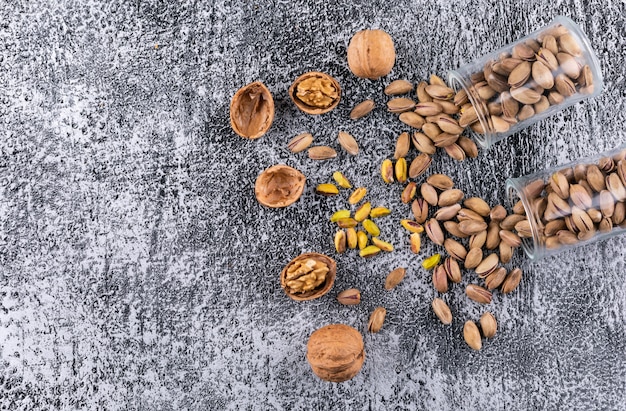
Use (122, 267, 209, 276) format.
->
(506, 144, 626, 260)
(448, 16, 603, 148)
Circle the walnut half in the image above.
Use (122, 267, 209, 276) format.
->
(280, 252, 336, 301)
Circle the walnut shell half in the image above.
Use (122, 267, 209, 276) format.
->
(280, 252, 336, 301)
(289, 72, 341, 115)
(254, 164, 305, 208)
(230, 81, 274, 139)
(306, 324, 365, 382)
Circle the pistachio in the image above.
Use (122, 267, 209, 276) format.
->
(499, 242, 513, 264)
(607, 172, 626, 201)
(425, 84, 454, 100)
(458, 220, 488, 235)
(572, 206, 594, 233)
(443, 257, 462, 283)
(542, 35, 559, 56)
(555, 73, 576, 97)
(475, 253, 499, 278)
(500, 214, 527, 230)
(466, 284, 492, 304)
(501, 268, 522, 294)
(599, 217, 613, 233)
(436, 117, 464, 135)
(429, 74, 446, 86)
(510, 86, 542, 105)
(534, 95, 550, 114)
(381, 159, 394, 183)
(425, 218, 445, 245)
(463, 197, 491, 217)
(410, 232, 421, 254)
(395, 157, 408, 183)
(437, 100, 460, 115)
(599, 190, 615, 217)
(443, 221, 470, 239)
(432, 298, 452, 325)
(332, 171, 352, 189)
(463, 321, 482, 350)
(586, 165, 606, 192)
(531, 61, 554, 89)
(508, 61, 531, 88)
(401, 182, 417, 204)
(512, 43, 536, 61)
(348, 187, 367, 204)
(359, 245, 381, 258)
(316, 183, 339, 196)
(387, 97, 416, 113)
(368, 307, 387, 333)
(345, 228, 358, 249)
(432, 133, 460, 148)
(454, 89, 469, 106)
(427, 174, 454, 190)
(288, 133, 314, 153)
(363, 219, 381, 237)
(370, 207, 391, 219)
(490, 205, 507, 221)
(357, 231, 368, 250)
(544, 219, 566, 236)
(422, 253, 441, 270)
(309, 146, 338, 160)
(412, 198, 429, 224)
(438, 189, 465, 207)
(486, 267, 507, 290)
(409, 153, 433, 179)
(385, 268, 406, 290)
(349, 99, 375, 119)
(394, 132, 410, 159)
(459, 105, 479, 127)
(549, 172, 570, 199)
(337, 217, 358, 228)
(435, 204, 462, 221)
(412, 132, 437, 155)
(464, 248, 483, 269)
(385, 79, 413, 96)
(421, 183, 439, 206)
(337, 288, 361, 305)
(515, 219, 533, 238)
(432, 264, 449, 293)
(414, 101, 443, 116)
(416, 81, 432, 103)
(330, 210, 351, 223)
(444, 238, 467, 261)
(499, 229, 521, 248)
(558, 33, 582, 57)
(569, 184, 593, 209)
(486, 221, 502, 249)
(422, 122, 442, 140)
(479, 312, 497, 338)
(334, 230, 347, 253)
(548, 91, 565, 106)
(337, 131, 359, 156)
(354, 202, 372, 222)
(613, 202, 626, 225)
(469, 230, 488, 249)
(399, 112, 426, 129)
(517, 104, 535, 121)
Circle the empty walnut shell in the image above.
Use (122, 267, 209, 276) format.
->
(229, 81, 275, 139)
(254, 164, 305, 208)
(306, 324, 365, 382)
(289, 71, 341, 115)
(280, 252, 336, 301)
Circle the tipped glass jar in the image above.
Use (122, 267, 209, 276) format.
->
(506, 144, 626, 260)
(448, 16, 603, 148)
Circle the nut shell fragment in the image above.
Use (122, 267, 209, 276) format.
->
(280, 252, 336, 301)
(254, 164, 306, 208)
(230, 81, 275, 139)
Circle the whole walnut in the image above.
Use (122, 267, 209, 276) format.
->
(306, 324, 365, 382)
(347, 29, 396, 79)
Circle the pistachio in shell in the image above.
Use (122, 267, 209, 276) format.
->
(289, 71, 341, 115)
(347, 29, 396, 79)
(229, 81, 275, 139)
(254, 164, 305, 208)
(280, 252, 336, 301)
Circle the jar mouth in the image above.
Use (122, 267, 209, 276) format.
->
(447, 70, 493, 149)
(506, 178, 541, 261)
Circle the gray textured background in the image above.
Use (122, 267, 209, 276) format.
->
(0, 0, 625, 410)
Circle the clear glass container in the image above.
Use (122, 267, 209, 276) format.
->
(506, 144, 626, 260)
(448, 16, 603, 148)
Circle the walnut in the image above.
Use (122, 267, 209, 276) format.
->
(254, 165, 305, 208)
(229, 81, 274, 139)
(280, 253, 336, 301)
(347, 29, 396, 79)
(289, 72, 341, 115)
(306, 324, 365, 382)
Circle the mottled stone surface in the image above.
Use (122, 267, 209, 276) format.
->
(0, 0, 625, 409)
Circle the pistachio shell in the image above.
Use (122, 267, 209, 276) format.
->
(532, 61, 554, 89)
(508, 61, 532, 88)
(558, 33, 582, 57)
(510, 86, 542, 105)
(557, 52, 582, 79)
